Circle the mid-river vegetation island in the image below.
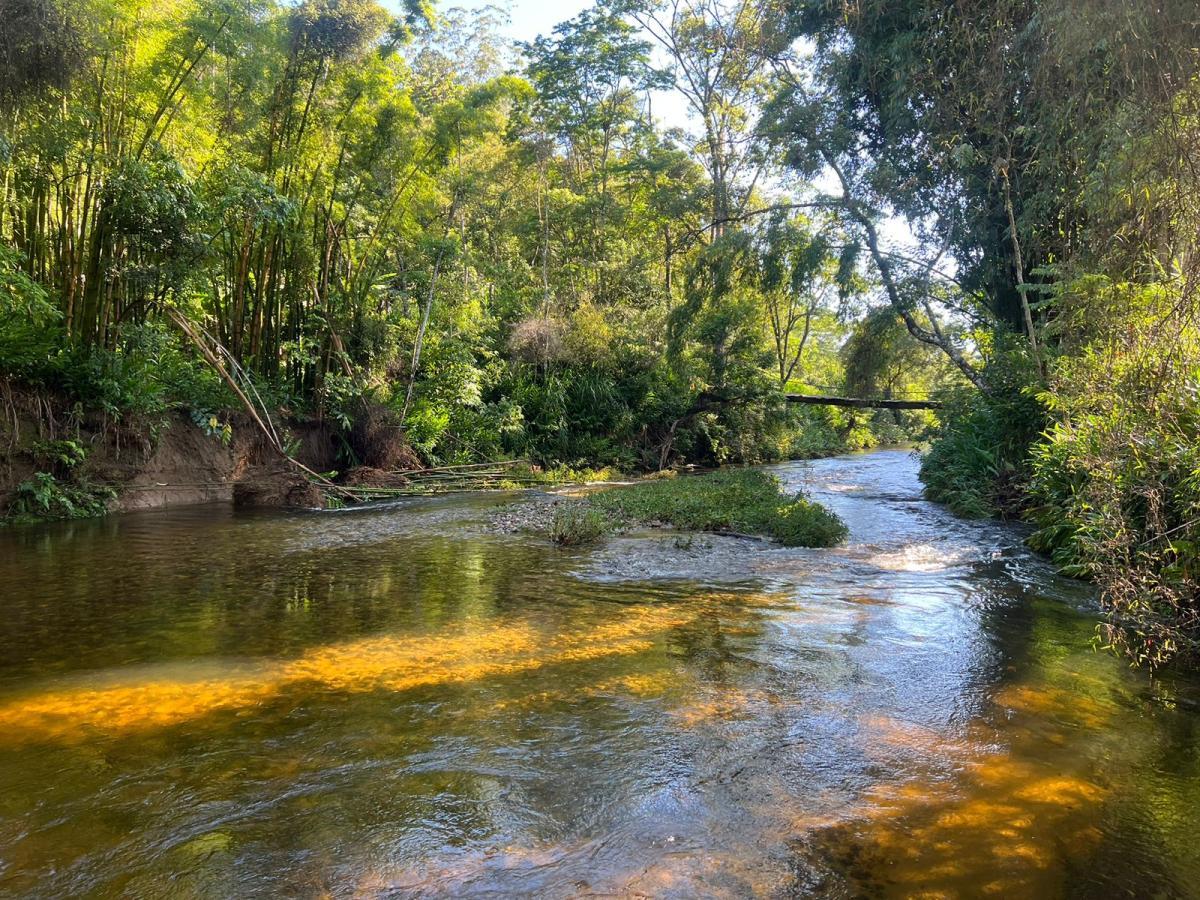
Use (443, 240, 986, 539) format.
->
(2, 4, 1200, 655)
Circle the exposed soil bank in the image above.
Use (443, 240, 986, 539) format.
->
(0, 382, 342, 515)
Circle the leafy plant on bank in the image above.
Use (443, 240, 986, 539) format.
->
(919, 336, 1046, 518)
(5, 439, 114, 523)
(6, 472, 115, 522)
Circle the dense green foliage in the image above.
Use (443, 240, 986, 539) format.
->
(0, 0, 945, 481)
(918, 338, 1046, 519)
(1024, 279, 1200, 667)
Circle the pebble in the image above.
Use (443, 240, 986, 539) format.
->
(487, 496, 576, 534)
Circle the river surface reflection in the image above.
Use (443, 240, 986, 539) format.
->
(1, 449, 1198, 897)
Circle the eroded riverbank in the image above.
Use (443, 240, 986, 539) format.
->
(1, 450, 1198, 897)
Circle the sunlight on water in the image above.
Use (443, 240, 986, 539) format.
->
(798, 696, 1111, 897)
(864, 541, 977, 572)
(0, 602, 711, 743)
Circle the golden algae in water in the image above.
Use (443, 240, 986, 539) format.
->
(0, 603, 703, 743)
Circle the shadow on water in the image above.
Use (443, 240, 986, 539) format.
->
(0, 449, 1199, 897)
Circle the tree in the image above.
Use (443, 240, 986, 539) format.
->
(843, 306, 951, 404)
(775, 0, 1200, 333)
(614, 0, 786, 237)
(755, 211, 842, 387)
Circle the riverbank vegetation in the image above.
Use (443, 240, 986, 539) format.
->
(780, 1, 1200, 668)
(544, 469, 847, 547)
(3, 0, 1200, 667)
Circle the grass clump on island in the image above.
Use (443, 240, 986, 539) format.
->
(545, 469, 847, 548)
(546, 504, 612, 546)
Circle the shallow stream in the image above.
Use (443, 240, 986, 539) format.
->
(1, 449, 1198, 897)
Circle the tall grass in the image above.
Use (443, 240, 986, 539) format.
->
(547, 505, 610, 546)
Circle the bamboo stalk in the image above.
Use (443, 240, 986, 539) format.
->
(393, 459, 527, 477)
(165, 308, 361, 504)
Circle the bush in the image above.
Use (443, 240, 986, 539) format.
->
(786, 404, 875, 459)
(770, 496, 852, 547)
(0, 314, 233, 424)
(6, 472, 115, 522)
(547, 504, 610, 546)
(4, 436, 115, 523)
(919, 336, 1046, 517)
(1025, 277, 1200, 668)
(27, 439, 87, 471)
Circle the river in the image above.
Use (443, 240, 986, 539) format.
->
(1, 449, 1198, 897)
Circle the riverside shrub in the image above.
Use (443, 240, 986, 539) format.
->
(919, 338, 1046, 518)
(1026, 278, 1200, 668)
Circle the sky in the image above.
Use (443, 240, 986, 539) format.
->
(456, 0, 592, 44)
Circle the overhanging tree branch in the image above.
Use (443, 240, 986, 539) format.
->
(822, 151, 987, 391)
(675, 200, 841, 246)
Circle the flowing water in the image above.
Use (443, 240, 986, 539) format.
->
(1, 449, 1199, 898)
